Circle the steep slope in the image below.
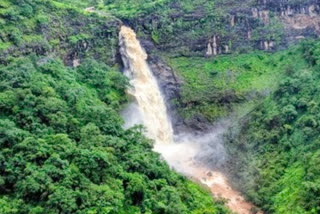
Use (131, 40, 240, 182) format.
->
(163, 38, 320, 213)
(3, 0, 320, 61)
(2, 0, 320, 214)
(165, 50, 292, 124)
(224, 41, 320, 214)
(161, 34, 320, 213)
(0, 0, 120, 65)
(0, 52, 230, 214)
(0, 1, 231, 214)
(98, 0, 320, 56)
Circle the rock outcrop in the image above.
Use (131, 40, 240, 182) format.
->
(204, 0, 320, 56)
(148, 55, 213, 133)
(148, 56, 186, 132)
(124, 0, 320, 131)
(128, 0, 320, 57)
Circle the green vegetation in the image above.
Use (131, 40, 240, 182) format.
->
(101, 0, 286, 56)
(2, 0, 320, 213)
(0, 1, 234, 213)
(224, 41, 320, 213)
(104, 0, 171, 18)
(0, 0, 119, 65)
(166, 50, 294, 121)
(0, 56, 230, 213)
(166, 40, 320, 213)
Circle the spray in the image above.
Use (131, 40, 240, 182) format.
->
(119, 26, 174, 145)
(119, 26, 261, 214)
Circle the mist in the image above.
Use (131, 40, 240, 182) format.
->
(154, 122, 229, 176)
(121, 97, 230, 178)
(119, 25, 258, 213)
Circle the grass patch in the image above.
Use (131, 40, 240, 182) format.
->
(165, 47, 305, 121)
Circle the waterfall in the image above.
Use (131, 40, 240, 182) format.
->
(119, 26, 200, 175)
(118, 26, 225, 176)
(119, 26, 261, 214)
(119, 26, 174, 145)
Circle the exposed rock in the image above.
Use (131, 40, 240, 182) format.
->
(224, 45, 229, 53)
(183, 114, 212, 132)
(252, 8, 259, 18)
(84, 7, 95, 13)
(140, 39, 156, 52)
(259, 10, 270, 24)
(148, 56, 181, 101)
(120, 0, 320, 59)
(206, 35, 218, 56)
(231, 15, 236, 27)
(247, 30, 252, 40)
(147, 54, 212, 133)
(204, 0, 320, 57)
(73, 58, 80, 67)
(281, 14, 320, 32)
(148, 56, 184, 132)
(206, 42, 213, 56)
(262, 40, 274, 51)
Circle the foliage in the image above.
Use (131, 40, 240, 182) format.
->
(0, 56, 229, 213)
(224, 41, 320, 213)
(166, 50, 294, 121)
(0, 0, 119, 65)
(98, 0, 287, 56)
(2, 0, 319, 213)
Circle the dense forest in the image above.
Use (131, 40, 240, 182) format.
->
(166, 38, 320, 214)
(225, 41, 320, 214)
(2, 0, 320, 213)
(0, 0, 229, 213)
(0, 56, 229, 213)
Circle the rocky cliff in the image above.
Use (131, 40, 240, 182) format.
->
(2, 0, 320, 131)
(224, 0, 320, 52)
(128, 0, 320, 57)
(2, 0, 320, 66)
(123, 0, 320, 131)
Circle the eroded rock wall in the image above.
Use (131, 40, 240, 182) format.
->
(128, 0, 320, 57)
(205, 0, 320, 56)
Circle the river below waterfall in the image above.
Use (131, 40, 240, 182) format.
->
(119, 25, 261, 214)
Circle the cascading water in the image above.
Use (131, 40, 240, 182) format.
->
(119, 25, 261, 214)
(119, 26, 174, 146)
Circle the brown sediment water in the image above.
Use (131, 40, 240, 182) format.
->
(119, 26, 174, 145)
(194, 169, 262, 214)
(119, 25, 261, 214)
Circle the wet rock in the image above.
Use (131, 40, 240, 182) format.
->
(140, 39, 156, 53)
(148, 55, 213, 133)
(148, 56, 181, 102)
(148, 55, 184, 132)
(206, 35, 218, 56)
(183, 114, 212, 132)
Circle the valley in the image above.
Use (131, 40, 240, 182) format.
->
(1, 0, 320, 214)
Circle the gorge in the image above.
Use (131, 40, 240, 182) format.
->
(119, 25, 260, 214)
(2, 0, 320, 214)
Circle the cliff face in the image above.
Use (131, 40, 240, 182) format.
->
(215, 0, 320, 54)
(126, 0, 320, 131)
(228, 0, 320, 52)
(208, 0, 320, 54)
(3, 0, 320, 67)
(2, 0, 320, 131)
(128, 0, 320, 57)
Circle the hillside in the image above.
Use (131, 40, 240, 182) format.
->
(224, 41, 320, 214)
(2, 0, 320, 214)
(0, 1, 230, 213)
